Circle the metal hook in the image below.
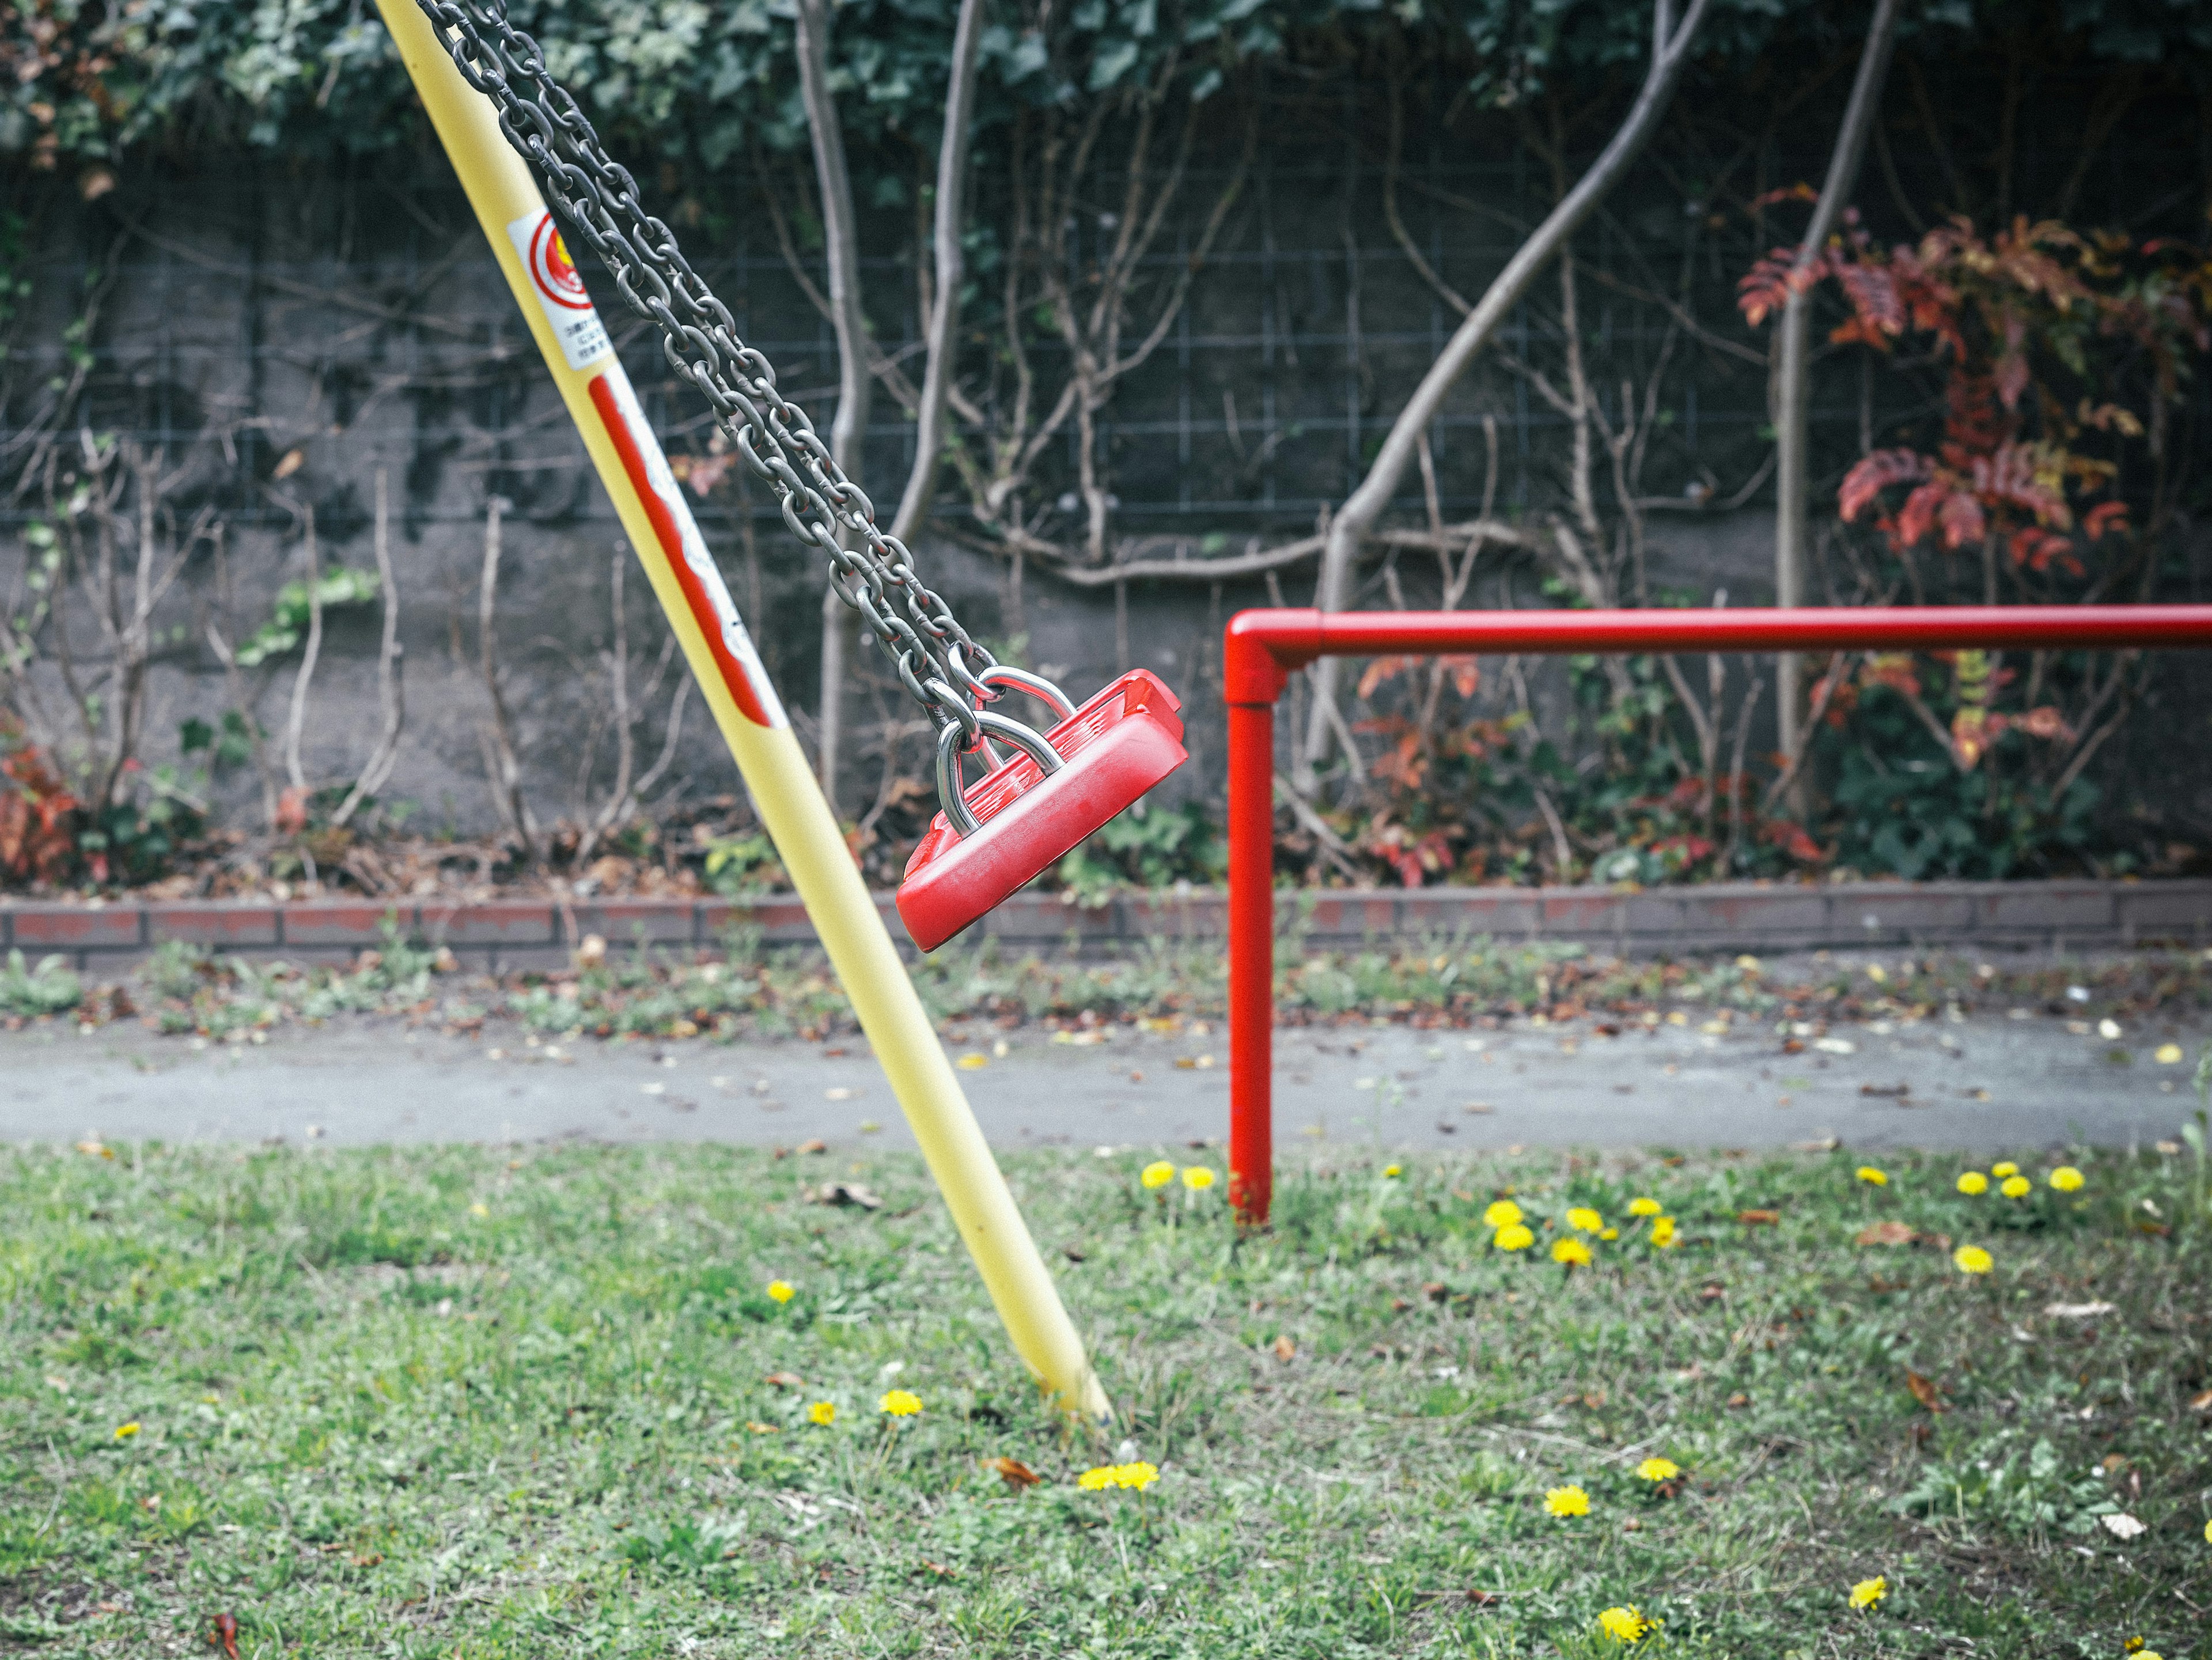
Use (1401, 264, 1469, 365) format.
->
(976, 664, 1077, 723)
(934, 711, 1066, 840)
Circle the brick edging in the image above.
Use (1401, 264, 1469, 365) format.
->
(3, 879, 2209, 974)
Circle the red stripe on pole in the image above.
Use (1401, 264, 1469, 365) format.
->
(588, 372, 774, 728)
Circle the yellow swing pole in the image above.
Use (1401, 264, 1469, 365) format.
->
(376, 0, 1110, 1424)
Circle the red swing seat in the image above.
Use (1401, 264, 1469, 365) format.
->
(896, 670, 1188, 951)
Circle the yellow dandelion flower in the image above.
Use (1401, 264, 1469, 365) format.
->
(1483, 1200, 1524, 1228)
(1628, 1197, 1662, 1217)
(113, 1422, 140, 1441)
(1597, 1605, 1652, 1642)
(1856, 1166, 1888, 1186)
(767, 1279, 796, 1303)
(1999, 1175, 2031, 1198)
(1181, 1166, 1216, 1191)
(1077, 1461, 1160, 1492)
(1650, 1216, 1677, 1247)
(1495, 1223, 1536, 1252)
(2049, 1166, 2085, 1192)
(1141, 1160, 1175, 1189)
(1566, 1206, 1604, 1232)
(1600, 1227, 1619, 1241)
(878, 1389, 923, 1417)
(2154, 1042, 2184, 1064)
(2135, 1652, 2165, 1660)
(808, 1401, 836, 1426)
(2205, 1518, 2211, 1543)
(1952, 1245, 1993, 1275)
(1990, 1161, 2018, 1178)
(1552, 1237, 1593, 1267)
(1382, 1164, 1403, 1179)
(1544, 1485, 1590, 1518)
(1634, 1457, 1680, 1482)
(1849, 1574, 1886, 1610)
(1956, 1172, 1989, 1196)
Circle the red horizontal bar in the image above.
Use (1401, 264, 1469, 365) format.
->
(1224, 604, 2212, 703)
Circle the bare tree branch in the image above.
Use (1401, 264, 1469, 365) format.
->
(281, 506, 323, 800)
(1298, 0, 1714, 788)
(887, 0, 985, 550)
(334, 468, 406, 829)
(476, 495, 534, 855)
(1773, 0, 1902, 781)
(794, 0, 875, 812)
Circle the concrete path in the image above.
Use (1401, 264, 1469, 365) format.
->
(4, 1001, 2204, 1156)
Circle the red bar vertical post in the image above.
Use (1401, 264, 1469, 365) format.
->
(1226, 696, 1277, 1226)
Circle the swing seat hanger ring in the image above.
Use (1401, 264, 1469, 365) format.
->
(897, 669, 1188, 954)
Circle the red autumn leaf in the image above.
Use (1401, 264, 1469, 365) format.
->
(1904, 1371, 1948, 1413)
(2007, 527, 2072, 571)
(1971, 443, 2070, 525)
(1838, 450, 1930, 522)
(1860, 653, 1922, 697)
(1834, 260, 1904, 341)
(1438, 656, 1480, 699)
(210, 1613, 240, 1659)
(1736, 248, 1813, 327)
(1893, 478, 1949, 549)
(2083, 500, 2128, 538)
(1357, 656, 1422, 699)
(1750, 181, 1819, 211)
(1935, 488, 1987, 550)
(1760, 822, 1829, 864)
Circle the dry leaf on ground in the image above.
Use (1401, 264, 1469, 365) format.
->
(1856, 1220, 1916, 1246)
(984, 1457, 1041, 1491)
(1905, 1371, 1948, 1412)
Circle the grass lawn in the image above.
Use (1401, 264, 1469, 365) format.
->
(2, 1133, 2208, 1657)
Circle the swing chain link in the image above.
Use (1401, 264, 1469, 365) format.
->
(411, 0, 997, 731)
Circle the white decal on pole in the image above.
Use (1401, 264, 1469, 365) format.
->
(504, 209, 613, 370)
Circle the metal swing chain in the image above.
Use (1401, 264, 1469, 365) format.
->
(410, 0, 1005, 737)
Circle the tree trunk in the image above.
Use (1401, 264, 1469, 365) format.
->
(1296, 0, 1714, 788)
(891, 0, 984, 549)
(796, 0, 875, 815)
(1771, 0, 1902, 794)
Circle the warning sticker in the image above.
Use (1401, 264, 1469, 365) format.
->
(505, 209, 612, 370)
(588, 365, 786, 729)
